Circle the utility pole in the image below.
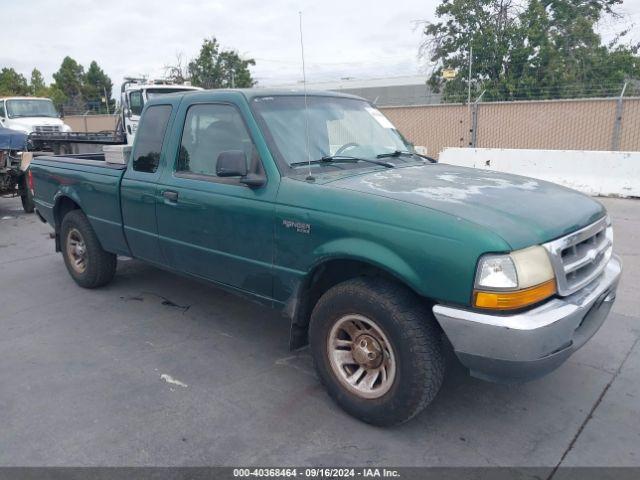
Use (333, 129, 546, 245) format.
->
(103, 86, 110, 115)
(467, 45, 473, 106)
(467, 44, 473, 147)
(611, 81, 628, 151)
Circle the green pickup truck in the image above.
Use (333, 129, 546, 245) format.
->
(30, 89, 621, 426)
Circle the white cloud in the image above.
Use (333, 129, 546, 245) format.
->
(3, 0, 638, 90)
(2, 0, 437, 88)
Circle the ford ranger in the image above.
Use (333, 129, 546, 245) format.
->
(29, 89, 622, 426)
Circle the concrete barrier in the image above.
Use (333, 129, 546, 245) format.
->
(439, 148, 640, 198)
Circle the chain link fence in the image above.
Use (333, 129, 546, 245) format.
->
(57, 81, 640, 155)
(381, 93, 640, 158)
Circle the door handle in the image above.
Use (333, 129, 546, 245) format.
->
(162, 190, 179, 202)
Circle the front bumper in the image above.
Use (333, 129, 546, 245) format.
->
(433, 255, 622, 383)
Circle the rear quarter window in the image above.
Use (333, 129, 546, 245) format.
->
(132, 105, 172, 173)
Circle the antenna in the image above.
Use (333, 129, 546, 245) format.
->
(299, 11, 313, 181)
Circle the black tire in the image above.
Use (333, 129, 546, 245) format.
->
(20, 176, 35, 213)
(60, 209, 117, 288)
(309, 277, 444, 426)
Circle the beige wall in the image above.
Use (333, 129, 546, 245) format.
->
(381, 97, 640, 157)
(64, 114, 118, 133)
(63, 99, 640, 157)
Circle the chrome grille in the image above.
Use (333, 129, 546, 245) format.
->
(543, 216, 612, 296)
(34, 125, 61, 133)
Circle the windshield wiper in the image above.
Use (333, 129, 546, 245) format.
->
(290, 155, 395, 168)
(376, 150, 437, 164)
(376, 150, 413, 159)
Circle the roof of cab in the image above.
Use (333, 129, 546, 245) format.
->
(149, 88, 366, 103)
(239, 88, 365, 101)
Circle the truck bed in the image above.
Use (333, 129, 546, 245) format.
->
(30, 153, 130, 256)
(33, 153, 127, 170)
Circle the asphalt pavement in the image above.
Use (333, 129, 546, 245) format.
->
(0, 195, 638, 470)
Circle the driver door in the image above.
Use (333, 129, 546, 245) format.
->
(155, 101, 277, 299)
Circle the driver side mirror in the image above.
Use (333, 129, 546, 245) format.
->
(217, 150, 248, 177)
(216, 150, 265, 187)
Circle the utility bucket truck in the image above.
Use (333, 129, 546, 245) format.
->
(120, 78, 202, 144)
(28, 79, 201, 153)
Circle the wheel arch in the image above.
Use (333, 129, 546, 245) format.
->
(52, 194, 83, 252)
(287, 244, 431, 350)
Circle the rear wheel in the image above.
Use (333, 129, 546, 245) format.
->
(20, 176, 34, 213)
(309, 277, 445, 426)
(60, 210, 117, 288)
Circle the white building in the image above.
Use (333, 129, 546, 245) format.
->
(265, 75, 441, 106)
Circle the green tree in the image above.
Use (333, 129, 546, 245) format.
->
(421, 0, 640, 102)
(0, 67, 29, 96)
(53, 56, 85, 110)
(84, 61, 114, 112)
(188, 37, 256, 88)
(29, 68, 47, 96)
(47, 85, 67, 110)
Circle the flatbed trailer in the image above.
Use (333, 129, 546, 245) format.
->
(28, 130, 126, 155)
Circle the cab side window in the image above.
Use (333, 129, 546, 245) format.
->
(0, 101, 5, 119)
(129, 91, 144, 116)
(176, 104, 262, 179)
(132, 105, 172, 173)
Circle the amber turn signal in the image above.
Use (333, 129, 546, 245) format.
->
(474, 279, 557, 310)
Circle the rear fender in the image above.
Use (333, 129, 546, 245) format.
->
(52, 189, 84, 251)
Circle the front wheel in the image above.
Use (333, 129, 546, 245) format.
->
(60, 210, 117, 288)
(309, 277, 445, 426)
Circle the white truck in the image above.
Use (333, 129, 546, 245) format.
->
(24, 79, 201, 153)
(120, 78, 202, 144)
(0, 97, 72, 135)
(1, 80, 202, 213)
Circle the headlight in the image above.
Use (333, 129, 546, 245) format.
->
(474, 246, 556, 310)
(476, 255, 517, 289)
(62, 124, 73, 132)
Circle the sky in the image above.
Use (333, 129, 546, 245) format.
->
(3, 0, 640, 90)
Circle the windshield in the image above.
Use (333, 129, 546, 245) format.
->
(6, 99, 58, 118)
(252, 95, 415, 173)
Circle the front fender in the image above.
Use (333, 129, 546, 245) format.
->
(312, 237, 423, 294)
(285, 237, 426, 350)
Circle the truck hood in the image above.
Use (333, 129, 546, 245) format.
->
(5, 117, 66, 134)
(0, 127, 28, 150)
(326, 163, 605, 249)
